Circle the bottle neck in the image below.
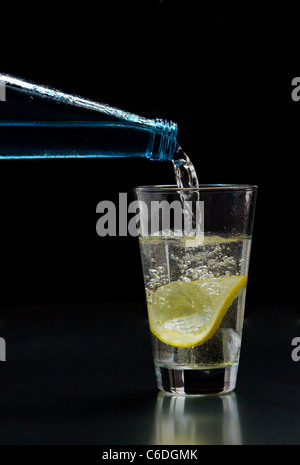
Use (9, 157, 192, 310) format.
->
(0, 74, 179, 161)
(147, 119, 178, 161)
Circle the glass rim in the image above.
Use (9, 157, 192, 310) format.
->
(134, 184, 258, 193)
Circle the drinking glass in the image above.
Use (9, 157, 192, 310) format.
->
(134, 184, 257, 396)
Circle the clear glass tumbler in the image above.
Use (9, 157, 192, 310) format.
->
(134, 184, 257, 396)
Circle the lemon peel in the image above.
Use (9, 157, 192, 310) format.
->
(148, 276, 247, 347)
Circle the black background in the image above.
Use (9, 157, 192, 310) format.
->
(0, 1, 298, 311)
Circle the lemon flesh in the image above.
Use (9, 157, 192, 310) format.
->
(148, 276, 247, 347)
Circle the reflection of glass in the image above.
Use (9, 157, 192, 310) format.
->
(135, 185, 257, 395)
(153, 391, 242, 445)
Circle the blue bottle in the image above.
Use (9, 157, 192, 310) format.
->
(0, 74, 178, 161)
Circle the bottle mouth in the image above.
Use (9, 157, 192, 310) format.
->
(149, 119, 178, 161)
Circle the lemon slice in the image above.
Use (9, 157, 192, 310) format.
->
(148, 275, 247, 347)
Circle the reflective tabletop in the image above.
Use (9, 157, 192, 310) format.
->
(0, 302, 299, 445)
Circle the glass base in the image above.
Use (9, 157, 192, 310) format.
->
(155, 365, 238, 396)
